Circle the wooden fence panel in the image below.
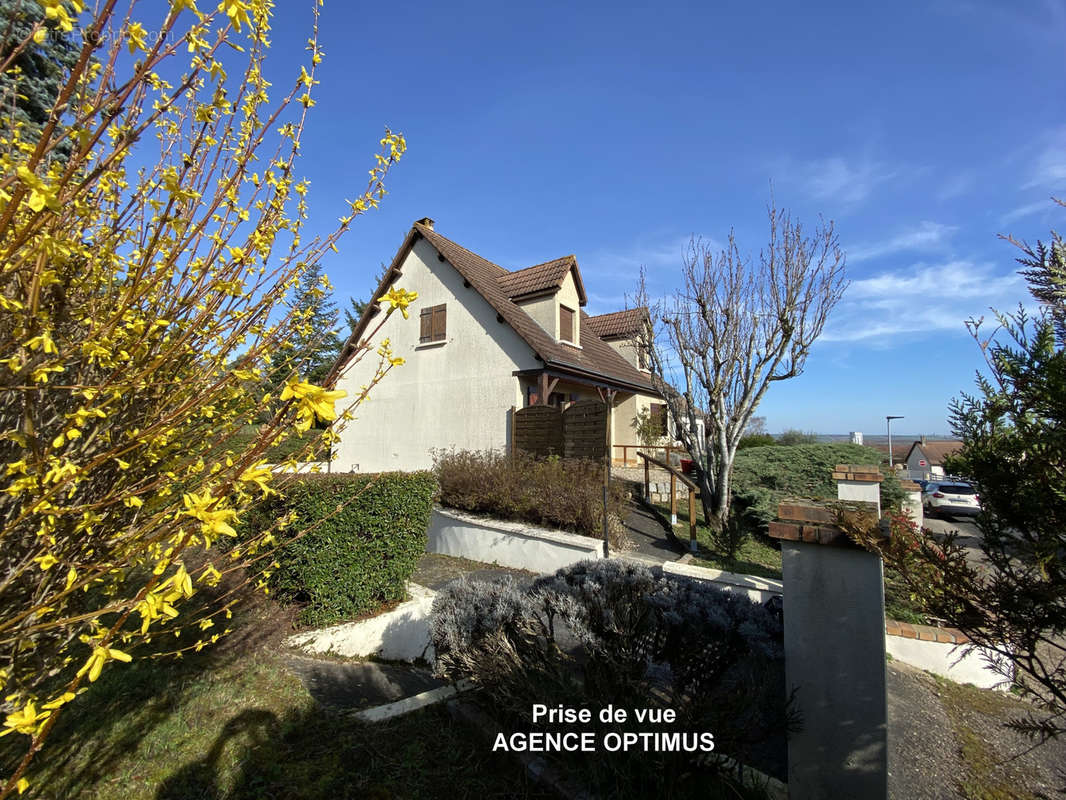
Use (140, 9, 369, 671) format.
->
(562, 400, 608, 460)
(513, 405, 563, 457)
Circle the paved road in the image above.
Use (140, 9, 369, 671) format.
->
(922, 513, 985, 567)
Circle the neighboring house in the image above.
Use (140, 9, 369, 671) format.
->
(331, 218, 663, 473)
(904, 438, 963, 479)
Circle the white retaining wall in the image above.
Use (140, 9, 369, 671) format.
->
(286, 583, 436, 663)
(660, 560, 1006, 688)
(886, 636, 1009, 690)
(427, 507, 604, 573)
(662, 560, 783, 603)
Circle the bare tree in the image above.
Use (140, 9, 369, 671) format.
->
(635, 202, 847, 546)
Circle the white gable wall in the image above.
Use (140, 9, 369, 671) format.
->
(332, 238, 540, 473)
(515, 294, 556, 339)
(513, 268, 582, 345)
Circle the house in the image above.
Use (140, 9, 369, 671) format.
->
(330, 218, 663, 473)
(903, 438, 963, 479)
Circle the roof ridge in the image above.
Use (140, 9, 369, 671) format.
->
(512, 254, 574, 273)
(415, 222, 508, 276)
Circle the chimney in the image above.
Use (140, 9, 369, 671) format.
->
(416, 217, 434, 230)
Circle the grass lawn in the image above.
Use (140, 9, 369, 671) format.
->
(650, 499, 933, 624)
(2, 598, 549, 799)
(651, 499, 782, 579)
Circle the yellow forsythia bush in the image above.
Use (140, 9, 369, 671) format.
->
(0, 2, 413, 794)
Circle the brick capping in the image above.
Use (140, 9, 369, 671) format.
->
(832, 463, 884, 483)
(885, 617, 969, 645)
(769, 498, 880, 548)
(898, 480, 921, 491)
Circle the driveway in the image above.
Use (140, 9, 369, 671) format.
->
(923, 514, 986, 569)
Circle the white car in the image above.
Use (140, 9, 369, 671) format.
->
(922, 481, 981, 519)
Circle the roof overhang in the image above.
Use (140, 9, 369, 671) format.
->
(513, 364, 659, 397)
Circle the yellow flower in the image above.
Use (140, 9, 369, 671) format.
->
(33, 553, 57, 571)
(77, 646, 132, 683)
(378, 287, 418, 319)
(1, 701, 49, 737)
(280, 378, 346, 432)
(182, 491, 237, 544)
(24, 331, 57, 353)
(41, 692, 75, 711)
(217, 0, 251, 31)
(16, 777, 28, 794)
(126, 21, 147, 54)
(16, 166, 60, 212)
(238, 462, 273, 495)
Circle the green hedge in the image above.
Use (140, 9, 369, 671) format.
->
(731, 443, 904, 533)
(258, 472, 437, 627)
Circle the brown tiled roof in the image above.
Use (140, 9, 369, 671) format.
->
(868, 442, 911, 464)
(586, 308, 647, 340)
(412, 223, 654, 393)
(908, 440, 963, 466)
(497, 256, 584, 302)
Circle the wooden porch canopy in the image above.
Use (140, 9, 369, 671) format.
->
(513, 366, 645, 405)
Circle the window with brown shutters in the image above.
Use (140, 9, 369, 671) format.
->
(559, 305, 574, 343)
(420, 304, 447, 343)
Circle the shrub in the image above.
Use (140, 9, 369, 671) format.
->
(255, 472, 437, 627)
(775, 429, 819, 446)
(434, 450, 627, 544)
(431, 560, 789, 797)
(737, 433, 776, 450)
(732, 443, 904, 533)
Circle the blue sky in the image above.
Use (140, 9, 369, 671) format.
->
(260, 0, 1064, 437)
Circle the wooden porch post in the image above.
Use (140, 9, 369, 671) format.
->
(537, 372, 558, 405)
(601, 388, 616, 559)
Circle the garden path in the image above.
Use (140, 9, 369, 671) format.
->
(620, 501, 688, 563)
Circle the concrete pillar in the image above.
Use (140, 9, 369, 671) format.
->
(770, 499, 887, 800)
(834, 463, 883, 517)
(898, 480, 923, 527)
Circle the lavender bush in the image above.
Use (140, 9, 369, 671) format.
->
(431, 560, 790, 797)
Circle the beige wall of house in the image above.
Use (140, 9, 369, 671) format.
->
(513, 269, 582, 345)
(605, 338, 643, 371)
(332, 238, 539, 473)
(612, 391, 664, 448)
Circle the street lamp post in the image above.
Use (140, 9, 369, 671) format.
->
(886, 416, 904, 468)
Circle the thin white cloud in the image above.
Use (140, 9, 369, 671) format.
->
(1000, 199, 1055, 226)
(822, 260, 1024, 342)
(936, 171, 976, 202)
(847, 221, 956, 262)
(1022, 127, 1066, 190)
(784, 155, 898, 207)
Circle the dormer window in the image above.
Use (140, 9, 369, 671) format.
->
(560, 305, 575, 343)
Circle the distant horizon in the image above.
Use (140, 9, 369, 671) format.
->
(788, 433, 957, 442)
